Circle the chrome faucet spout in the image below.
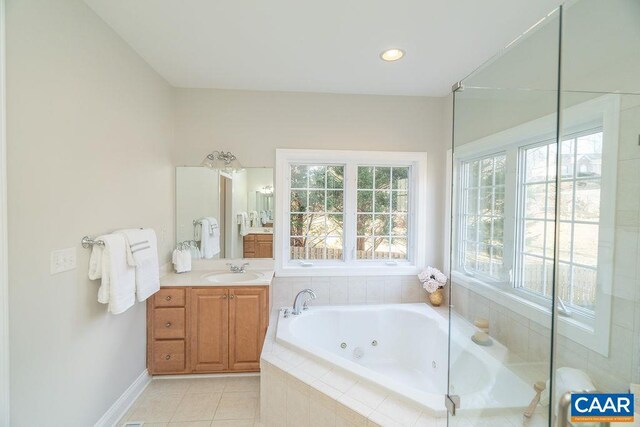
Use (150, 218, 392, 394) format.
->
(292, 289, 317, 315)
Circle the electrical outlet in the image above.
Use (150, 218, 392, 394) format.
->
(50, 247, 77, 275)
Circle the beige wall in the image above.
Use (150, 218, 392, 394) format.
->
(174, 88, 450, 268)
(6, 0, 174, 425)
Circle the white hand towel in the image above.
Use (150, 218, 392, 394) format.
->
(200, 218, 221, 258)
(88, 239, 108, 303)
(238, 212, 250, 236)
(172, 248, 192, 273)
(115, 228, 160, 302)
(95, 234, 136, 315)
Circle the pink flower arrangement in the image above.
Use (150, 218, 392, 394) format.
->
(418, 266, 447, 293)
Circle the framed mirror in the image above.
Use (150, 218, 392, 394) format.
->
(176, 167, 274, 259)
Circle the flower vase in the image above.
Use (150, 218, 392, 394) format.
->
(428, 288, 444, 307)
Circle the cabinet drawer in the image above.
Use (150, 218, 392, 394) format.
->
(153, 340, 186, 373)
(153, 308, 186, 339)
(154, 288, 185, 307)
(256, 234, 272, 242)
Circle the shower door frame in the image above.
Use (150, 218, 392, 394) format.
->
(0, 0, 9, 424)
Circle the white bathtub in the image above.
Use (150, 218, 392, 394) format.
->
(275, 303, 534, 415)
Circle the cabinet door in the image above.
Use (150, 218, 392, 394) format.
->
(255, 235, 273, 258)
(228, 287, 268, 371)
(190, 288, 228, 372)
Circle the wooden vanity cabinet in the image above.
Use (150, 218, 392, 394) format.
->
(243, 234, 273, 258)
(147, 285, 269, 375)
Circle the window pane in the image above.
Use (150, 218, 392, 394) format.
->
(560, 139, 575, 178)
(374, 191, 390, 213)
(308, 166, 326, 188)
(522, 255, 545, 294)
(374, 214, 391, 235)
(290, 165, 308, 188)
(576, 133, 602, 178)
(479, 187, 493, 215)
(357, 214, 373, 236)
(327, 166, 344, 189)
(571, 266, 596, 310)
(357, 191, 373, 212)
(464, 242, 477, 271)
(392, 167, 409, 190)
(392, 191, 408, 212)
(465, 216, 478, 241)
(525, 184, 548, 219)
(326, 190, 343, 212)
(480, 158, 494, 186)
(574, 180, 600, 221)
(469, 161, 480, 187)
(573, 223, 599, 266)
(494, 156, 506, 185)
(524, 220, 545, 256)
(558, 222, 572, 262)
(374, 237, 391, 259)
(326, 214, 343, 237)
(357, 237, 374, 259)
(375, 167, 391, 189)
(392, 214, 407, 236)
(557, 263, 571, 302)
(478, 217, 492, 246)
(290, 214, 307, 236)
(525, 145, 549, 182)
(308, 190, 325, 212)
(494, 188, 505, 216)
(466, 189, 478, 214)
(290, 190, 307, 212)
(559, 181, 574, 221)
(290, 237, 305, 260)
(358, 166, 373, 189)
(390, 238, 407, 259)
(492, 218, 504, 245)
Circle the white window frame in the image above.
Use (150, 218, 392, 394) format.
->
(275, 149, 428, 277)
(450, 94, 619, 356)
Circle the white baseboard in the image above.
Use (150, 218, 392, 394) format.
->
(94, 369, 150, 427)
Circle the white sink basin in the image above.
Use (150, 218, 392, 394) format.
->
(201, 271, 264, 284)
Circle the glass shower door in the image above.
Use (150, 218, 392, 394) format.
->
(551, 0, 640, 425)
(447, 8, 561, 426)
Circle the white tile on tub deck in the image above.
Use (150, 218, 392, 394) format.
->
(348, 276, 367, 304)
(366, 411, 403, 427)
(298, 357, 331, 379)
(344, 382, 387, 409)
(319, 368, 358, 393)
(365, 277, 384, 304)
(375, 395, 422, 426)
(336, 395, 373, 426)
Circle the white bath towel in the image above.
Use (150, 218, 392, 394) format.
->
(200, 217, 220, 258)
(89, 234, 136, 314)
(238, 212, 250, 236)
(116, 228, 160, 301)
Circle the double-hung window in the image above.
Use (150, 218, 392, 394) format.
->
(452, 94, 618, 355)
(276, 149, 427, 276)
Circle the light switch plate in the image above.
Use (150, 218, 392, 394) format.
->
(50, 247, 77, 275)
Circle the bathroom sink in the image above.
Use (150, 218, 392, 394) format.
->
(201, 271, 264, 283)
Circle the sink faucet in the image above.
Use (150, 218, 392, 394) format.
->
(226, 262, 249, 273)
(292, 289, 317, 315)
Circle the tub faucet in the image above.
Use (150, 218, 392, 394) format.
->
(292, 289, 316, 315)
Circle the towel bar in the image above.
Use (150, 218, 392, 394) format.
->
(81, 236, 105, 248)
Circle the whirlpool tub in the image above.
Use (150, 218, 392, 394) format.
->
(275, 303, 534, 415)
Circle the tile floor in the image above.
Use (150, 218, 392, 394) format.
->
(120, 375, 261, 427)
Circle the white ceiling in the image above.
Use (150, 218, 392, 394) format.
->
(84, 0, 564, 97)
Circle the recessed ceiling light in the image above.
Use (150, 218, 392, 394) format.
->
(380, 48, 405, 62)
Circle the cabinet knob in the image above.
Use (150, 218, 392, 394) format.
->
(165, 295, 172, 301)
(222, 294, 228, 299)
(229, 294, 235, 299)
(165, 322, 172, 328)
(165, 354, 171, 360)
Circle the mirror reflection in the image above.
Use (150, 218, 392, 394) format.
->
(176, 167, 274, 259)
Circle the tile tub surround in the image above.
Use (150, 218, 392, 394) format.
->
(270, 275, 437, 308)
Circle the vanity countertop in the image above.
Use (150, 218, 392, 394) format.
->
(245, 227, 273, 235)
(160, 269, 274, 287)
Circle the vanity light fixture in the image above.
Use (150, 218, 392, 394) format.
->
(380, 48, 405, 62)
(201, 150, 244, 172)
(261, 185, 274, 196)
